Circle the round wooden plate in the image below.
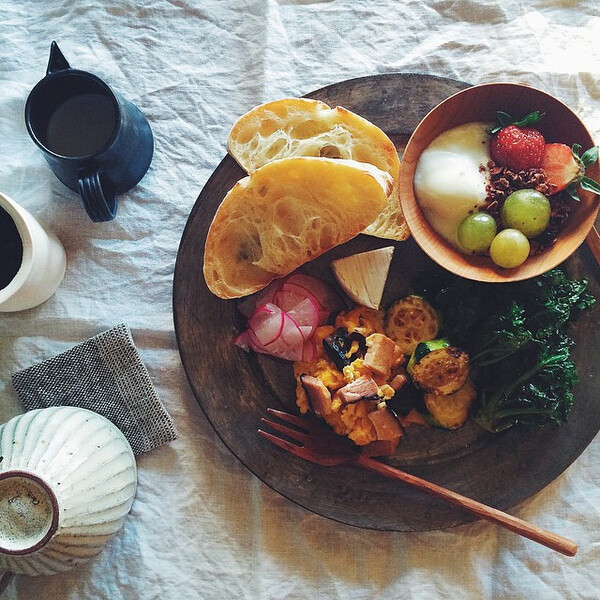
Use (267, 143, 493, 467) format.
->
(173, 73, 600, 531)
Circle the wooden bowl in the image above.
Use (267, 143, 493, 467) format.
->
(399, 82, 600, 282)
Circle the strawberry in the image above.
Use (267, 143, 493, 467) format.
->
(490, 124, 546, 171)
(542, 143, 600, 200)
(540, 143, 582, 193)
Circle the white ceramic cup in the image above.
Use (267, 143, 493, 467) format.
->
(0, 192, 66, 312)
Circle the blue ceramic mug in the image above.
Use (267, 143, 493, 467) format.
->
(25, 42, 154, 222)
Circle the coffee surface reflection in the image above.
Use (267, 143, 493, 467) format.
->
(46, 93, 116, 157)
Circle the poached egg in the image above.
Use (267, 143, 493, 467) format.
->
(413, 122, 491, 249)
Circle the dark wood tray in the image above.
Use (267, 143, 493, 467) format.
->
(173, 73, 600, 531)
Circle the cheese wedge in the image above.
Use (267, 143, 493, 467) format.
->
(331, 247, 395, 309)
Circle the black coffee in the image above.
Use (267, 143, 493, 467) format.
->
(0, 206, 23, 289)
(45, 93, 117, 157)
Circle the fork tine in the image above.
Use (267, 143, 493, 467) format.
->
(258, 429, 311, 460)
(266, 408, 311, 431)
(260, 417, 310, 444)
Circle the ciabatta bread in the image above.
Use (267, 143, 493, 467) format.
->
(203, 157, 392, 299)
(227, 98, 409, 241)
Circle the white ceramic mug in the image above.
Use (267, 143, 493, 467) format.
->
(0, 192, 66, 312)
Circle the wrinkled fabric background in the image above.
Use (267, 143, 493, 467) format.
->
(1, 1, 599, 598)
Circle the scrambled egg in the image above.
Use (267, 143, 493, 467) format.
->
(294, 307, 405, 447)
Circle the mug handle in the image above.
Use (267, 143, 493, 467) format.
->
(78, 171, 117, 222)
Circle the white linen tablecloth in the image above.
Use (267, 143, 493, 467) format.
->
(1, 1, 599, 598)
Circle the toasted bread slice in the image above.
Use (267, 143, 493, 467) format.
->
(227, 98, 409, 241)
(203, 157, 392, 299)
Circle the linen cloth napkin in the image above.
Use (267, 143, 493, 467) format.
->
(11, 324, 178, 455)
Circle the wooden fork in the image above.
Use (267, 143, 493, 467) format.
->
(259, 408, 578, 557)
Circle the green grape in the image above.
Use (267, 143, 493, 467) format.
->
(458, 212, 497, 253)
(501, 189, 551, 238)
(490, 229, 530, 268)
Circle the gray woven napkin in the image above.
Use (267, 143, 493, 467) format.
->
(11, 324, 178, 455)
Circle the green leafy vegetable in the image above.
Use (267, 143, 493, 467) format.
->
(476, 332, 578, 432)
(469, 302, 531, 368)
(416, 268, 595, 433)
